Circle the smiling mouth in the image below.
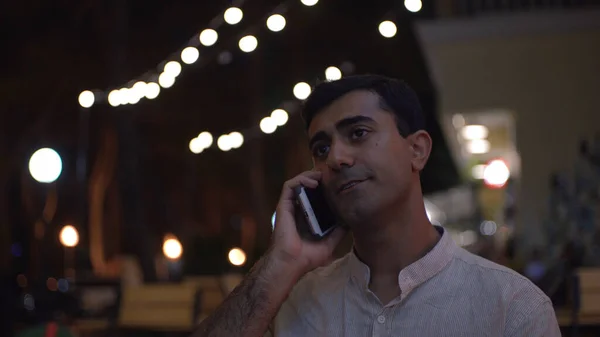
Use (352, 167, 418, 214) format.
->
(338, 179, 367, 193)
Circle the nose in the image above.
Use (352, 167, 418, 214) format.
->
(326, 140, 355, 171)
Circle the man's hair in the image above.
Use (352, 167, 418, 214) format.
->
(301, 74, 425, 136)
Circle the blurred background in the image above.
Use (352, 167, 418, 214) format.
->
(1, 0, 600, 336)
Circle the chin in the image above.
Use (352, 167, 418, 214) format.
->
(336, 199, 377, 227)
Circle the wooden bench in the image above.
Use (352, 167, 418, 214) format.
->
(118, 284, 200, 331)
(183, 274, 244, 322)
(111, 274, 245, 332)
(557, 268, 600, 328)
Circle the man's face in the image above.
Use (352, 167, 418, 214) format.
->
(307, 90, 425, 226)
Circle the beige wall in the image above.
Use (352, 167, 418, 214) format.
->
(416, 9, 600, 245)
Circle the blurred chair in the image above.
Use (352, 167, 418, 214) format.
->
(118, 284, 200, 332)
(556, 268, 600, 333)
(182, 273, 244, 323)
(182, 276, 224, 323)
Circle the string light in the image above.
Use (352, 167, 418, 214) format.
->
(145, 83, 161, 99)
(197, 131, 214, 148)
(189, 131, 214, 154)
(379, 21, 397, 38)
(181, 47, 200, 64)
(190, 65, 350, 154)
(301, 0, 319, 6)
(293, 82, 311, 100)
(218, 134, 233, 151)
(163, 61, 182, 78)
(405, 0, 423, 12)
(325, 66, 342, 81)
(189, 138, 204, 154)
(266, 14, 286, 32)
(224, 7, 243, 25)
(239, 35, 258, 53)
(270, 109, 289, 126)
(108, 90, 121, 107)
(77, 1, 402, 123)
(78, 90, 95, 108)
(132, 81, 147, 98)
(260, 117, 277, 134)
(158, 73, 176, 89)
(199, 29, 219, 47)
(229, 132, 244, 148)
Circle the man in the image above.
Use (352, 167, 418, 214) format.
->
(193, 75, 560, 336)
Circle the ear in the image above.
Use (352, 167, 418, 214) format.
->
(409, 130, 432, 172)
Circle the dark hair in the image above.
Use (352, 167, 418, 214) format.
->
(301, 74, 425, 136)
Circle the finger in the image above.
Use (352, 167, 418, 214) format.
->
(278, 172, 322, 205)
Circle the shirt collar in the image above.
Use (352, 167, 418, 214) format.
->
(348, 226, 456, 297)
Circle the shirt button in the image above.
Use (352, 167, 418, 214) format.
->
(377, 315, 386, 324)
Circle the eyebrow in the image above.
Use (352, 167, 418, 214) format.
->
(308, 115, 375, 150)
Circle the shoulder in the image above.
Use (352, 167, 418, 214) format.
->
(450, 247, 553, 315)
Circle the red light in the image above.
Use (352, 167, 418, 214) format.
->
(483, 159, 510, 188)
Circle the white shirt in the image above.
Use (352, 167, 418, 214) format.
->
(269, 226, 560, 336)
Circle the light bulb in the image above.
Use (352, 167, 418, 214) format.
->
(78, 90, 95, 108)
(181, 47, 199, 64)
(163, 61, 182, 77)
(239, 35, 258, 53)
(270, 109, 289, 126)
(378, 21, 397, 38)
(301, 0, 319, 6)
(293, 82, 311, 100)
(325, 66, 342, 81)
(224, 7, 243, 25)
(199, 29, 218, 46)
(260, 117, 277, 134)
(266, 14, 286, 32)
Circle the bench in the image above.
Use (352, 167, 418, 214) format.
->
(118, 284, 200, 331)
(557, 268, 600, 328)
(183, 274, 244, 322)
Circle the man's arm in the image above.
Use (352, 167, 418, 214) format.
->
(192, 249, 300, 337)
(191, 171, 346, 337)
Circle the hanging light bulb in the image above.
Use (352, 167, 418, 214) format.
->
(144, 82, 161, 99)
(78, 90, 95, 108)
(158, 73, 176, 89)
(163, 61, 182, 77)
(293, 82, 311, 100)
(301, 0, 319, 6)
(181, 47, 199, 64)
(239, 35, 258, 53)
(224, 7, 243, 25)
(266, 14, 286, 32)
(199, 29, 219, 46)
(378, 21, 397, 38)
(325, 66, 342, 81)
(107, 90, 121, 107)
(270, 109, 289, 126)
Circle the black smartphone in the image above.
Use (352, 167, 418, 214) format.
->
(293, 184, 339, 239)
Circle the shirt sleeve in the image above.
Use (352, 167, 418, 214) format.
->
(505, 299, 561, 337)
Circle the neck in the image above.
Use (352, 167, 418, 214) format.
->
(352, 188, 441, 281)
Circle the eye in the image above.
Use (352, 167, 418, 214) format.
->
(350, 128, 369, 140)
(312, 144, 330, 158)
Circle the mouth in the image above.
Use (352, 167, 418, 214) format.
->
(337, 179, 368, 194)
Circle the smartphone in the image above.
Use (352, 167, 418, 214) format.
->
(294, 184, 339, 239)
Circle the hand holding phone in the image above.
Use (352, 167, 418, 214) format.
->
(270, 171, 347, 276)
(294, 184, 339, 240)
